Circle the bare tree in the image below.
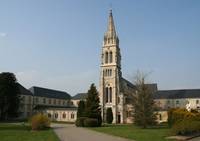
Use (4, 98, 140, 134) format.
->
(132, 71, 157, 128)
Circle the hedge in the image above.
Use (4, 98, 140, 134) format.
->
(168, 108, 200, 135)
(30, 113, 50, 130)
(75, 117, 99, 127)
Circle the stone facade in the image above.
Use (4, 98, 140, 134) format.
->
(154, 90, 200, 122)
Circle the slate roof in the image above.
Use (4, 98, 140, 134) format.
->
(72, 93, 87, 100)
(17, 83, 33, 96)
(122, 78, 135, 89)
(146, 83, 158, 92)
(154, 89, 200, 99)
(29, 86, 71, 100)
(34, 105, 77, 110)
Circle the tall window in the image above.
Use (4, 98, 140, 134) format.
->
(109, 52, 113, 63)
(109, 87, 112, 102)
(43, 98, 46, 104)
(54, 113, 58, 119)
(106, 87, 109, 103)
(71, 113, 74, 119)
(48, 113, 51, 118)
(105, 52, 108, 64)
(63, 113, 66, 119)
(49, 99, 51, 105)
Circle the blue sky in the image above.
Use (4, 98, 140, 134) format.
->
(0, 0, 200, 95)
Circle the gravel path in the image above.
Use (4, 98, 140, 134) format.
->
(52, 123, 134, 141)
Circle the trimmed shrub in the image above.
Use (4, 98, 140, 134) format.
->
(106, 108, 113, 124)
(30, 113, 50, 130)
(83, 118, 98, 127)
(75, 117, 87, 127)
(168, 108, 200, 135)
(171, 120, 200, 135)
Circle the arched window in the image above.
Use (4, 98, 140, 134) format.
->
(110, 69, 112, 76)
(54, 113, 58, 119)
(106, 87, 109, 103)
(105, 52, 108, 64)
(48, 113, 51, 118)
(109, 52, 113, 63)
(109, 87, 112, 103)
(63, 113, 66, 119)
(71, 113, 74, 119)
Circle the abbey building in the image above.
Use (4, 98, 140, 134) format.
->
(1, 10, 199, 123)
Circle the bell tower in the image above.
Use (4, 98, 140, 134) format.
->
(99, 10, 122, 123)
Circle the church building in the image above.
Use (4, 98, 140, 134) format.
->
(99, 10, 137, 124)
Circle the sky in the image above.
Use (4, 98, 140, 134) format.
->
(0, 0, 200, 95)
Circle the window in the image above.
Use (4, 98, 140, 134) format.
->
(102, 53, 104, 64)
(63, 101, 65, 105)
(196, 100, 199, 104)
(29, 96, 32, 103)
(63, 113, 66, 119)
(109, 52, 113, 63)
(22, 96, 25, 103)
(106, 87, 109, 103)
(159, 114, 162, 120)
(35, 97, 38, 103)
(43, 98, 46, 104)
(105, 52, 108, 64)
(54, 99, 56, 105)
(54, 113, 58, 119)
(71, 113, 74, 119)
(48, 113, 51, 118)
(109, 87, 112, 103)
(118, 97, 120, 104)
(176, 100, 179, 105)
(49, 99, 51, 104)
(58, 100, 61, 105)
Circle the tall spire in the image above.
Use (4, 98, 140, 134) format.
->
(105, 9, 117, 38)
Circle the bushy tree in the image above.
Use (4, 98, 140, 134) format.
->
(132, 72, 157, 128)
(77, 100, 85, 118)
(85, 83, 102, 126)
(106, 108, 113, 124)
(0, 72, 20, 120)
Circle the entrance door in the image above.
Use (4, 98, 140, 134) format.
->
(117, 114, 121, 123)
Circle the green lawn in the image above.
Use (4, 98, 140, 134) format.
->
(0, 123, 59, 141)
(90, 124, 174, 141)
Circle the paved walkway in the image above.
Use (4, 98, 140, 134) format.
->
(52, 123, 133, 141)
(189, 136, 200, 141)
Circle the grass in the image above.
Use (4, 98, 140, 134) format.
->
(90, 124, 174, 141)
(0, 122, 59, 141)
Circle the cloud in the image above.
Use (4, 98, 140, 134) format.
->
(0, 32, 7, 37)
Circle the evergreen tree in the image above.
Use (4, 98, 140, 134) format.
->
(85, 83, 102, 126)
(0, 72, 20, 120)
(106, 108, 113, 124)
(133, 72, 157, 128)
(77, 100, 85, 118)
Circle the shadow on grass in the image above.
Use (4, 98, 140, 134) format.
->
(0, 123, 31, 131)
(101, 123, 170, 130)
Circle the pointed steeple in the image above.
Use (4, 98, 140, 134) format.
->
(104, 9, 119, 45)
(107, 9, 117, 37)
